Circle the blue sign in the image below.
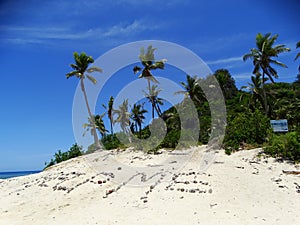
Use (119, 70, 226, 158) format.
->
(270, 119, 288, 132)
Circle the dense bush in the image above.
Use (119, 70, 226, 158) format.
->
(44, 143, 83, 169)
(223, 109, 271, 154)
(264, 131, 300, 162)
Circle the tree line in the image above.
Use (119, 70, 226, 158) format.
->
(45, 33, 300, 168)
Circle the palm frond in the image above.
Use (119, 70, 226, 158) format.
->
(66, 71, 81, 79)
(87, 67, 103, 73)
(133, 66, 141, 74)
(86, 75, 97, 84)
(70, 63, 80, 70)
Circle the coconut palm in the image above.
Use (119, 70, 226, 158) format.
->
(102, 96, 114, 135)
(133, 45, 166, 87)
(295, 41, 300, 62)
(95, 114, 108, 138)
(130, 103, 148, 137)
(295, 41, 300, 80)
(241, 74, 267, 111)
(144, 84, 164, 119)
(175, 74, 203, 105)
(133, 45, 166, 117)
(83, 114, 107, 139)
(114, 99, 131, 134)
(66, 52, 103, 149)
(243, 33, 290, 114)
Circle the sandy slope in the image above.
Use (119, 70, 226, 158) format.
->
(0, 146, 299, 225)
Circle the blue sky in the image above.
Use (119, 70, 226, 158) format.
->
(0, 0, 299, 171)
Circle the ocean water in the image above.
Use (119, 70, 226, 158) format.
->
(0, 170, 41, 179)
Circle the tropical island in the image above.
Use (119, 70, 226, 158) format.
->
(0, 33, 300, 225)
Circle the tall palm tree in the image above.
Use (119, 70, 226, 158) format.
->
(114, 99, 131, 135)
(144, 84, 164, 119)
(102, 96, 114, 135)
(243, 33, 290, 114)
(295, 41, 300, 63)
(66, 52, 103, 149)
(295, 41, 300, 82)
(175, 74, 203, 105)
(133, 45, 166, 118)
(130, 103, 148, 137)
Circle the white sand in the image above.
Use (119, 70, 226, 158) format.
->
(1, 146, 300, 225)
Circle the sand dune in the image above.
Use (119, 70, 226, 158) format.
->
(1, 146, 299, 225)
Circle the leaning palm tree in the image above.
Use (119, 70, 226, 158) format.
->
(102, 96, 114, 135)
(66, 52, 103, 149)
(144, 84, 164, 119)
(243, 33, 290, 114)
(114, 99, 131, 135)
(130, 103, 148, 137)
(175, 74, 203, 105)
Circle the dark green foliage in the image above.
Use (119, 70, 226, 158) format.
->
(214, 69, 238, 100)
(223, 109, 271, 154)
(44, 143, 83, 169)
(101, 133, 126, 150)
(264, 131, 300, 162)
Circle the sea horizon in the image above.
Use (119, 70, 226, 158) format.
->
(0, 170, 42, 179)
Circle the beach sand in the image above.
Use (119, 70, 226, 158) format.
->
(0, 146, 299, 225)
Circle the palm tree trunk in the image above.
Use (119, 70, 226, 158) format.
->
(80, 79, 101, 149)
(154, 102, 161, 117)
(139, 123, 142, 138)
(261, 72, 268, 115)
(109, 117, 114, 135)
(152, 102, 155, 119)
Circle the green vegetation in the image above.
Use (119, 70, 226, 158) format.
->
(44, 144, 83, 169)
(264, 131, 300, 162)
(45, 34, 300, 168)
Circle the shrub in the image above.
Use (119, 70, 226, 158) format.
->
(264, 131, 300, 162)
(44, 143, 83, 169)
(223, 109, 271, 153)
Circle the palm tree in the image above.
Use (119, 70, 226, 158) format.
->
(95, 114, 108, 138)
(102, 96, 114, 135)
(243, 33, 290, 114)
(295, 41, 300, 65)
(175, 74, 203, 105)
(144, 84, 164, 119)
(66, 52, 103, 149)
(241, 74, 267, 111)
(133, 45, 166, 117)
(83, 114, 107, 139)
(130, 103, 148, 137)
(295, 41, 300, 83)
(114, 99, 131, 135)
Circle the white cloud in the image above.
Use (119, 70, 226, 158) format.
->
(233, 72, 251, 80)
(103, 21, 144, 37)
(206, 56, 243, 65)
(0, 20, 159, 45)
